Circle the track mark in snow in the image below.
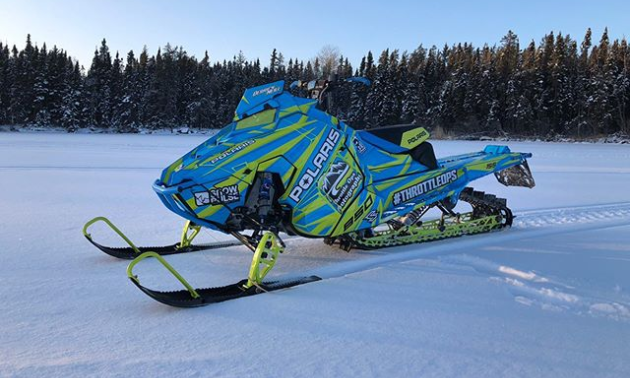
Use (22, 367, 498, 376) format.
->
(441, 254, 549, 283)
(443, 254, 630, 322)
(514, 201, 630, 229)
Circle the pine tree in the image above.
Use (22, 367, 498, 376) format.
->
(269, 48, 278, 81)
(304, 61, 314, 81)
(11, 35, 37, 126)
(587, 29, 613, 134)
(61, 61, 87, 131)
(365, 51, 375, 80)
(0, 43, 10, 123)
(86, 39, 113, 128)
(109, 51, 123, 130)
(550, 33, 571, 134)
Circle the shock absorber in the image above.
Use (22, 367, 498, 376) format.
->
(257, 172, 275, 226)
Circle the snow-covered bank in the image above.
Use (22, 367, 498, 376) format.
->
(2, 125, 629, 144)
(0, 125, 219, 136)
(0, 133, 629, 377)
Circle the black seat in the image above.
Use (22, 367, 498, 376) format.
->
(358, 124, 438, 170)
(409, 141, 438, 170)
(361, 124, 419, 147)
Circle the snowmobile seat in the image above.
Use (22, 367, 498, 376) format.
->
(358, 124, 438, 169)
(410, 141, 438, 170)
(361, 124, 420, 147)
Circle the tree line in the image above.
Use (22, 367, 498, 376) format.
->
(0, 29, 628, 137)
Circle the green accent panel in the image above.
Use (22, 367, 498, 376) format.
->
(299, 103, 313, 114)
(279, 105, 300, 117)
(127, 252, 200, 298)
(400, 127, 430, 149)
(162, 157, 184, 183)
(235, 109, 277, 130)
(185, 196, 198, 211)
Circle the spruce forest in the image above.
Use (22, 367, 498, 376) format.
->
(0, 29, 628, 138)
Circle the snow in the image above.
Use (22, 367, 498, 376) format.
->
(1, 133, 630, 377)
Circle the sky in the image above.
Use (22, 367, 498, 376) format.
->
(0, 0, 628, 69)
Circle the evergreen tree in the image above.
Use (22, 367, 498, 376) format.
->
(86, 39, 113, 127)
(0, 43, 10, 123)
(268, 48, 279, 81)
(60, 61, 87, 131)
(10, 35, 37, 125)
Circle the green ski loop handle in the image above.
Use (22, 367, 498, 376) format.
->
(127, 252, 201, 299)
(83, 216, 141, 254)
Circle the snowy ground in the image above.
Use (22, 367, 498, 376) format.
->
(1, 133, 629, 378)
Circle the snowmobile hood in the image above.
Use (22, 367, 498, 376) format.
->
(158, 83, 318, 188)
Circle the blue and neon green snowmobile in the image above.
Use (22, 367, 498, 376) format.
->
(84, 78, 535, 307)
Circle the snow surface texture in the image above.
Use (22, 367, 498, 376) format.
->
(1, 133, 629, 378)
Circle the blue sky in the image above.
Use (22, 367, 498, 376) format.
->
(1, 0, 627, 69)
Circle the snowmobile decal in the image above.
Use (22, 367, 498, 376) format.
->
(364, 210, 378, 223)
(352, 137, 367, 154)
(208, 140, 256, 164)
(289, 128, 340, 202)
(393, 170, 458, 206)
(193, 191, 211, 206)
(400, 127, 430, 149)
(342, 196, 375, 231)
(320, 159, 362, 210)
(252, 85, 282, 97)
(205, 185, 240, 205)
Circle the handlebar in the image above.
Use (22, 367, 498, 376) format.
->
(289, 76, 371, 91)
(289, 76, 371, 111)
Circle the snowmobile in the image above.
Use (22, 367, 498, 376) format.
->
(84, 77, 535, 307)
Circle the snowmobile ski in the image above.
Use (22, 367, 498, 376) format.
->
(129, 269, 321, 308)
(83, 216, 240, 259)
(126, 231, 321, 307)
